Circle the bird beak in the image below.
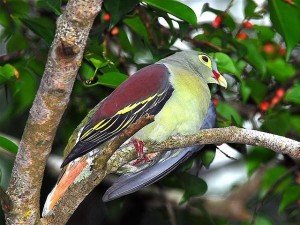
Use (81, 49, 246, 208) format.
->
(213, 70, 227, 89)
(218, 75, 227, 89)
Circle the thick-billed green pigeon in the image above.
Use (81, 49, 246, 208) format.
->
(42, 50, 227, 216)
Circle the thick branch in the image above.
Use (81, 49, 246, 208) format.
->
(41, 115, 154, 225)
(5, 1, 103, 224)
(43, 124, 300, 224)
(143, 126, 300, 158)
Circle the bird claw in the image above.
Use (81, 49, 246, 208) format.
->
(131, 139, 149, 166)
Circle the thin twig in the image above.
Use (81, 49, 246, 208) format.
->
(0, 50, 26, 63)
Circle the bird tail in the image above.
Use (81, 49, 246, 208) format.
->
(42, 157, 90, 217)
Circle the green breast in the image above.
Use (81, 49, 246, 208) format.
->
(134, 64, 211, 142)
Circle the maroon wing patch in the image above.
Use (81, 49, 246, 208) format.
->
(61, 64, 174, 167)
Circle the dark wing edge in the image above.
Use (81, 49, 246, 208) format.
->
(61, 85, 174, 168)
(102, 102, 216, 202)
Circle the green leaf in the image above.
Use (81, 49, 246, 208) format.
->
(247, 216, 273, 225)
(117, 28, 136, 54)
(124, 16, 148, 42)
(260, 166, 292, 199)
(290, 116, 300, 133)
(239, 40, 266, 76)
(6, 30, 29, 52)
(254, 25, 275, 43)
(0, 64, 17, 85)
(180, 173, 207, 204)
(284, 84, 300, 104)
(143, 0, 197, 27)
(262, 111, 290, 136)
(79, 62, 96, 81)
(245, 79, 268, 104)
(266, 58, 296, 82)
(104, 0, 138, 26)
(268, 0, 300, 59)
(85, 54, 109, 70)
(279, 185, 300, 212)
(0, 136, 18, 154)
(211, 52, 240, 78)
(20, 17, 55, 45)
(216, 102, 243, 126)
(240, 80, 251, 103)
(246, 147, 275, 175)
(244, 0, 258, 18)
(200, 149, 216, 169)
(96, 72, 128, 88)
(37, 0, 62, 15)
(201, 3, 236, 30)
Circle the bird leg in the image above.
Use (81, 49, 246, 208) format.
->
(131, 139, 149, 166)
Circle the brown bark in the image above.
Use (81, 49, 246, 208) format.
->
(41, 122, 300, 224)
(4, 1, 103, 224)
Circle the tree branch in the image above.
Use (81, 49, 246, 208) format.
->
(41, 114, 154, 225)
(42, 122, 300, 224)
(4, 1, 103, 224)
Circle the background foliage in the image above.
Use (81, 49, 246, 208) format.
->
(1, 0, 300, 224)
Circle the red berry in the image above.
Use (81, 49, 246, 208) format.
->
(279, 47, 286, 57)
(270, 96, 280, 107)
(236, 32, 248, 40)
(284, 0, 296, 5)
(276, 88, 285, 98)
(212, 99, 219, 106)
(243, 21, 253, 29)
(103, 13, 111, 21)
(212, 16, 222, 28)
(259, 101, 270, 111)
(263, 43, 275, 54)
(111, 27, 119, 36)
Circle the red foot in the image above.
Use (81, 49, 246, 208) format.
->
(131, 139, 148, 166)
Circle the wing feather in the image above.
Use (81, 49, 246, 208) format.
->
(61, 83, 174, 167)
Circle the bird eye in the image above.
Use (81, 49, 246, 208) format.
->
(202, 56, 208, 62)
(198, 54, 212, 69)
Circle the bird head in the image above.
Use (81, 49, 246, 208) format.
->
(164, 50, 227, 88)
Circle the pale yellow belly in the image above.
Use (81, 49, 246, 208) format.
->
(134, 65, 211, 142)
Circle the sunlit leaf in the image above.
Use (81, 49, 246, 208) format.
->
(144, 0, 197, 27)
(200, 149, 216, 169)
(85, 54, 109, 70)
(0, 64, 17, 85)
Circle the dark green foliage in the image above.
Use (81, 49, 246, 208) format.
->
(1, 0, 300, 224)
